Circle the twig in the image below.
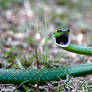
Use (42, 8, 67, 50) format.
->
(36, 80, 40, 92)
(36, 47, 40, 69)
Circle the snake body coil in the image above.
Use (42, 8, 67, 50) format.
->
(0, 29, 92, 84)
(0, 63, 92, 84)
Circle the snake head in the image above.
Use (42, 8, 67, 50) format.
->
(52, 28, 70, 47)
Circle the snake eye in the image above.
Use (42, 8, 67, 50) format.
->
(68, 29, 70, 34)
(57, 31, 60, 35)
(68, 29, 70, 32)
(57, 30, 60, 32)
(57, 30, 60, 34)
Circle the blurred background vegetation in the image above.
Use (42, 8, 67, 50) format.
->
(0, 0, 92, 91)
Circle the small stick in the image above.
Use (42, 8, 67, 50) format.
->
(36, 47, 40, 69)
(36, 80, 40, 92)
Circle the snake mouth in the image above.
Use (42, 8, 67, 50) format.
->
(53, 34, 70, 47)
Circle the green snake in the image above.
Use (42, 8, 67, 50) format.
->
(0, 28, 92, 84)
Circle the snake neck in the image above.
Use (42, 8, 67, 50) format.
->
(61, 44, 92, 55)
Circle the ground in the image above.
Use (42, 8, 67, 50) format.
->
(0, 0, 92, 91)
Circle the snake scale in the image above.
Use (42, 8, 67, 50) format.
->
(0, 28, 92, 84)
